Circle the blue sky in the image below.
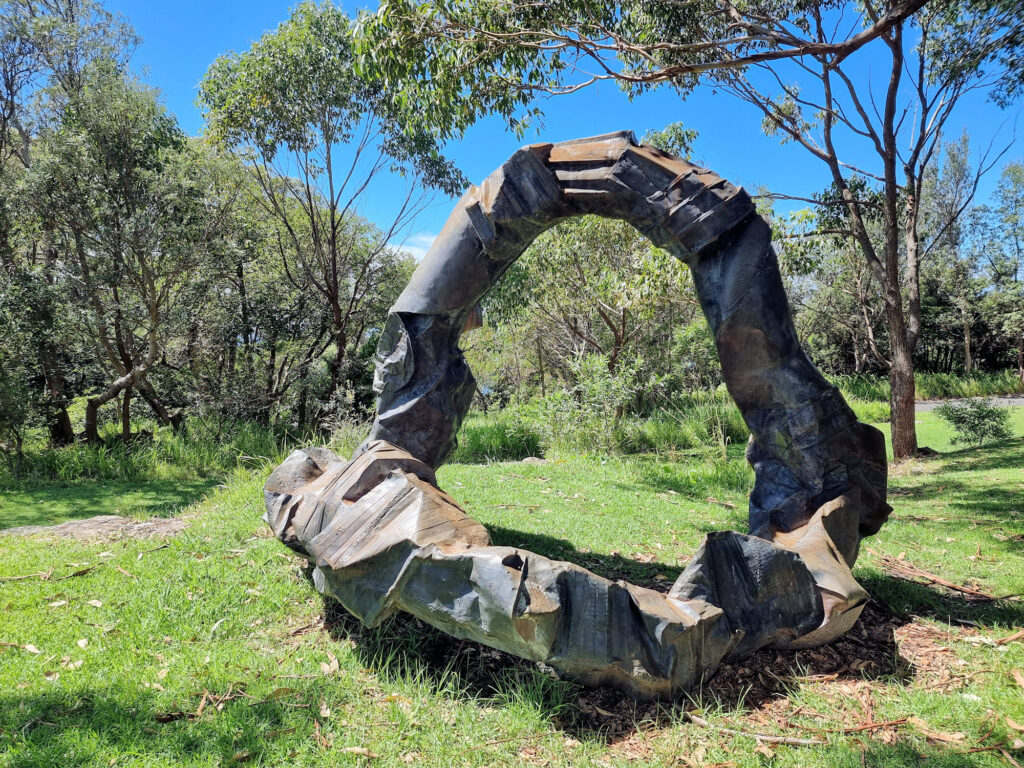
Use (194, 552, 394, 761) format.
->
(105, 0, 1022, 259)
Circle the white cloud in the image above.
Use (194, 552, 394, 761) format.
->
(392, 232, 437, 262)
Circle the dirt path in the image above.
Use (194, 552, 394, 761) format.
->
(915, 394, 1024, 411)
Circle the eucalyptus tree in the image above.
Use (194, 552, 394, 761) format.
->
(0, 0, 136, 444)
(991, 161, 1024, 379)
(356, 0, 1023, 457)
(27, 62, 236, 441)
(198, 1, 461, 426)
(920, 135, 987, 373)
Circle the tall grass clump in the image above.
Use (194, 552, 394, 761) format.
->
(1, 420, 306, 484)
(831, 369, 1023, 403)
(450, 389, 749, 462)
(916, 370, 1024, 399)
(615, 394, 748, 455)
(448, 411, 543, 463)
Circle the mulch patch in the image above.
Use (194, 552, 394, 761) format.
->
(320, 595, 970, 741)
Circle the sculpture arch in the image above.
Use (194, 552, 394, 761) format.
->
(264, 132, 891, 699)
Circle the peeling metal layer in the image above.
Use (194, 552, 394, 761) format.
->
(263, 132, 891, 700)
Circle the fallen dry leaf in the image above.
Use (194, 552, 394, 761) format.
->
(1007, 717, 1024, 732)
(228, 751, 251, 763)
(401, 752, 422, 763)
(77, 639, 88, 650)
(320, 650, 339, 676)
(48, 600, 67, 608)
(754, 743, 775, 758)
(23, 644, 41, 654)
(157, 668, 168, 680)
(87, 600, 103, 608)
(908, 716, 965, 743)
(265, 687, 296, 700)
(319, 699, 331, 718)
(1013, 669, 1024, 689)
(341, 747, 378, 758)
(43, 670, 59, 681)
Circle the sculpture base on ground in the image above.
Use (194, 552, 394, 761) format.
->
(265, 441, 871, 700)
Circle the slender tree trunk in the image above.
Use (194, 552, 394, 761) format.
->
(536, 337, 546, 397)
(963, 321, 972, 373)
(888, 318, 918, 459)
(296, 384, 308, 430)
(320, 326, 348, 424)
(121, 385, 132, 444)
(259, 341, 277, 426)
(1018, 333, 1023, 384)
(39, 341, 75, 446)
(84, 389, 118, 444)
(136, 379, 183, 433)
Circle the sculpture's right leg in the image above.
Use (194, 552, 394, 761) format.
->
(687, 215, 890, 551)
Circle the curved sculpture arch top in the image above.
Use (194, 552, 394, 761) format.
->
(263, 132, 891, 700)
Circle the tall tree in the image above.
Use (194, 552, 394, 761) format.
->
(356, 0, 1023, 457)
(198, 1, 461, 426)
(991, 161, 1024, 380)
(27, 62, 235, 441)
(0, 0, 137, 444)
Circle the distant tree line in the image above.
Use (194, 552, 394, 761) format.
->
(1, 0, 1022, 463)
(0, 0, 458, 454)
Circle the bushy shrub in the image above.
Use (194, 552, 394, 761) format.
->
(935, 399, 1013, 447)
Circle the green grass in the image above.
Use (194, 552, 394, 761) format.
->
(2, 418, 1024, 767)
(0, 479, 218, 531)
(4, 420, 304, 483)
(872, 407, 1024, 456)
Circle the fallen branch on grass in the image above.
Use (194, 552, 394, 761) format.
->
(835, 718, 908, 734)
(997, 628, 1024, 645)
(0, 569, 52, 582)
(685, 713, 825, 746)
(868, 550, 1002, 601)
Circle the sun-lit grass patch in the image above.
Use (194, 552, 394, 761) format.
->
(1, 414, 1023, 767)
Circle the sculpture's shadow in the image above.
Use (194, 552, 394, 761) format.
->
(311, 522, 1024, 742)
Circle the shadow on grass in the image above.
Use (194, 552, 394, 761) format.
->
(936, 436, 1024, 474)
(0, 684, 316, 768)
(0, 479, 218, 530)
(313, 518, 1020, 753)
(857, 569, 1024, 626)
(323, 582, 1010, 768)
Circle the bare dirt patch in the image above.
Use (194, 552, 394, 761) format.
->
(1, 514, 188, 541)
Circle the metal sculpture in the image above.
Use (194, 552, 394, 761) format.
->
(263, 132, 890, 700)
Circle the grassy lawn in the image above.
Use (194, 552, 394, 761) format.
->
(874, 408, 1024, 456)
(1, 417, 1023, 767)
(0, 480, 219, 531)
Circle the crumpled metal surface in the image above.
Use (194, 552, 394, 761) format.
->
(263, 132, 890, 700)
